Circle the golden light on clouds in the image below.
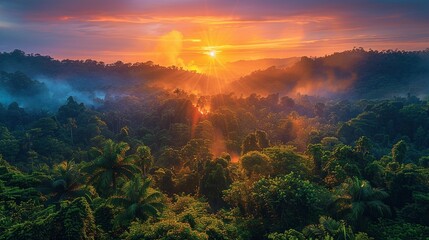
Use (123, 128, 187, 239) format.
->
(153, 27, 233, 76)
(2, 0, 428, 69)
(155, 30, 201, 72)
(157, 30, 183, 67)
(145, 15, 310, 75)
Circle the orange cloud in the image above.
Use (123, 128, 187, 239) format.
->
(2, 0, 428, 67)
(156, 30, 200, 72)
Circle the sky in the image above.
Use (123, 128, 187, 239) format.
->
(1, 0, 428, 70)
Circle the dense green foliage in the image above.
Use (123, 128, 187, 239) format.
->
(1, 49, 429, 239)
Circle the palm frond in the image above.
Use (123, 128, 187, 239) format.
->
(367, 200, 390, 217)
(140, 204, 160, 217)
(147, 202, 165, 211)
(110, 196, 131, 207)
(144, 192, 163, 204)
(52, 179, 67, 191)
(349, 201, 364, 222)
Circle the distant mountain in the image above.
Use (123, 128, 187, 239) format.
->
(0, 50, 214, 108)
(224, 57, 300, 78)
(0, 50, 297, 102)
(1, 48, 429, 110)
(228, 48, 429, 99)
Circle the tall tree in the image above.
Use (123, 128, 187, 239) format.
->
(85, 139, 139, 196)
(241, 133, 260, 155)
(255, 130, 270, 149)
(252, 173, 331, 230)
(40, 161, 90, 205)
(334, 177, 390, 230)
(240, 151, 272, 178)
(110, 177, 165, 226)
(199, 158, 232, 209)
(307, 144, 324, 177)
(392, 140, 407, 163)
(263, 145, 309, 177)
(136, 145, 153, 178)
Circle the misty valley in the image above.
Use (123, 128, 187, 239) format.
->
(0, 48, 428, 239)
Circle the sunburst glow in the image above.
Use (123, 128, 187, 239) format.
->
(209, 50, 216, 58)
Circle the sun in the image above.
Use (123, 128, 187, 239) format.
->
(208, 50, 216, 58)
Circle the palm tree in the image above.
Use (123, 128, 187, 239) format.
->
(40, 161, 90, 205)
(135, 145, 153, 178)
(66, 117, 77, 145)
(109, 176, 165, 226)
(303, 216, 354, 240)
(85, 139, 139, 196)
(334, 177, 390, 230)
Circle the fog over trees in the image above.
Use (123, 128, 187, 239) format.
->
(0, 49, 429, 239)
